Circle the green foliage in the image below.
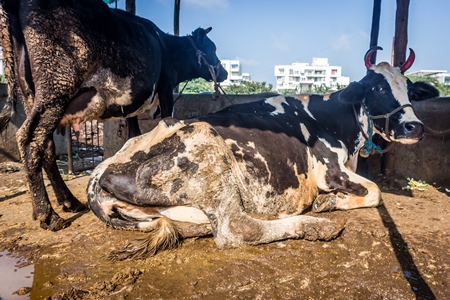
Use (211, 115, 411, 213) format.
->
(280, 89, 298, 95)
(282, 83, 344, 95)
(224, 81, 274, 94)
(407, 75, 450, 96)
(0, 74, 6, 84)
(179, 78, 215, 94)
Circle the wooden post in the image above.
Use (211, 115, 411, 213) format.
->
(369, 0, 382, 64)
(173, 0, 181, 93)
(382, 0, 410, 177)
(126, 0, 136, 15)
(358, 0, 382, 178)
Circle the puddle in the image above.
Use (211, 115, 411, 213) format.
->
(0, 251, 34, 300)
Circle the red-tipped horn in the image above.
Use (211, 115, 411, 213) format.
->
(400, 48, 415, 73)
(364, 46, 383, 70)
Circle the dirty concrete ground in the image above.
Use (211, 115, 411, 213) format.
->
(0, 162, 449, 299)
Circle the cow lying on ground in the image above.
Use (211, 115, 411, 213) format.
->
(87, 47, 439, 260)
(0, 0, 227, 230)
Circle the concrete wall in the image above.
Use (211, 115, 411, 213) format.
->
(0, 84, 67, 163)
(381, 97, 450, 187)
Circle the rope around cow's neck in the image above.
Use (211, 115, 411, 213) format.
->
(353, 104, 383, 157)
(176, 36, 235, 106)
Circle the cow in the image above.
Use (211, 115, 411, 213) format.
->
(0, 0, 227, 231)
(87, 47, 439, 260)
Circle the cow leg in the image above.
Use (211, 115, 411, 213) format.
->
(16, 107, 69, 231)
(126, 116, 141, 138)
(200, 183, 345, 249)
(312, 166, 381, 213)
(42, 137, 86, 212)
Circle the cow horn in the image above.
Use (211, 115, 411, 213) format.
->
(364, 46, 383, 70)
(400, 48, 415, 73)
(205, 27, 212, 34)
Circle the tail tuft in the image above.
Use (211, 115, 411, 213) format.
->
(108, 217, 181, 261)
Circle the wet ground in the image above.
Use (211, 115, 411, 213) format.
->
(0, 162, 449, 299)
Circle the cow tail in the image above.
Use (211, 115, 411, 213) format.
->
(0, 3, 17, 134)
(108, 217, 181, 261)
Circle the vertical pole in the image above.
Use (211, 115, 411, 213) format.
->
(369, 0, 382, 65)
(382, 0, 410, 177)
(126, 0, 136, 14)
(67, 125, 73, 174)
(358, 0, 382, 178)
(173, 0, 181, 93)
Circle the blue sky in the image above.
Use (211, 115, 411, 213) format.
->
(110, 0, 450, 87)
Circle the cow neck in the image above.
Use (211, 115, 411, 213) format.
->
(163, 34, 196, 83)
(353, 103, 382, 157)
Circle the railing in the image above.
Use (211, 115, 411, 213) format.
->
(67, 121, 104, 174)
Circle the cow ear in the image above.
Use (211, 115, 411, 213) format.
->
(338, 82, 365, 104)
(193, 27, 207, 46)
(408, 81, 439, 101)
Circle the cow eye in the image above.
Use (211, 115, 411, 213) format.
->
(372, 85, 383, 92)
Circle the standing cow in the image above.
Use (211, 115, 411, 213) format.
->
(88, 47, 439, 260)
(0, 0, 227, 231)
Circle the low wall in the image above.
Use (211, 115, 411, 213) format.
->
(381, 97, 450, 187)
(0, 84, 67, 163)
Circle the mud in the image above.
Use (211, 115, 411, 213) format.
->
(0, 162, 449, 299)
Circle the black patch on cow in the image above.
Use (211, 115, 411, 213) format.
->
(170, 178, 183, 195)
(99, 132, 187, 206)
(311, 141, 368, 197)
(177, 156, 199, 176)
(64, 87, 97, 115)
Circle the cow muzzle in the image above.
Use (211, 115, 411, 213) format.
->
(394, 121, 424, 144)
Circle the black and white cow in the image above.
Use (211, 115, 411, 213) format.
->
(88, 47, 438, 260)
(0, 0, 227, 231)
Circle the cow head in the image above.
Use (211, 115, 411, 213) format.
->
(338, 47, 438, 144)
(188, 27, 228, 83)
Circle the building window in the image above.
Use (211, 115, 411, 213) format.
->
(231, 64, 239, 69)
(278, 68, 285, 74)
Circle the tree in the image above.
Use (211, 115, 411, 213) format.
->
(407, 75, 450, 96)
(179, 78, 215, 94)
(224, 81, 274, 94)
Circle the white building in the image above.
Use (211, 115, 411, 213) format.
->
(407, 70, 450, 85)
(274, 58, 349, 93)
(220, 59, 251, 87)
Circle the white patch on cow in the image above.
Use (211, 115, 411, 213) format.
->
(265, 95, 288, 115)
(247, 141, 256, 149)
(293, 94, 316, 120)
(126, 87, 159, 118)
(371, 62, 421, 124)
(225, 139, 244, 157)
(60, 67, 136, 127)
(300, 123, 310, 142)
(158, 206, 210, 224)
(101, 119, 186, 165)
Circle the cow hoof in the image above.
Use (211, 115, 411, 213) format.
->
(40, 214, 71, 231)
(62, 199, 87, 213)
(312, 194, 337, 212)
